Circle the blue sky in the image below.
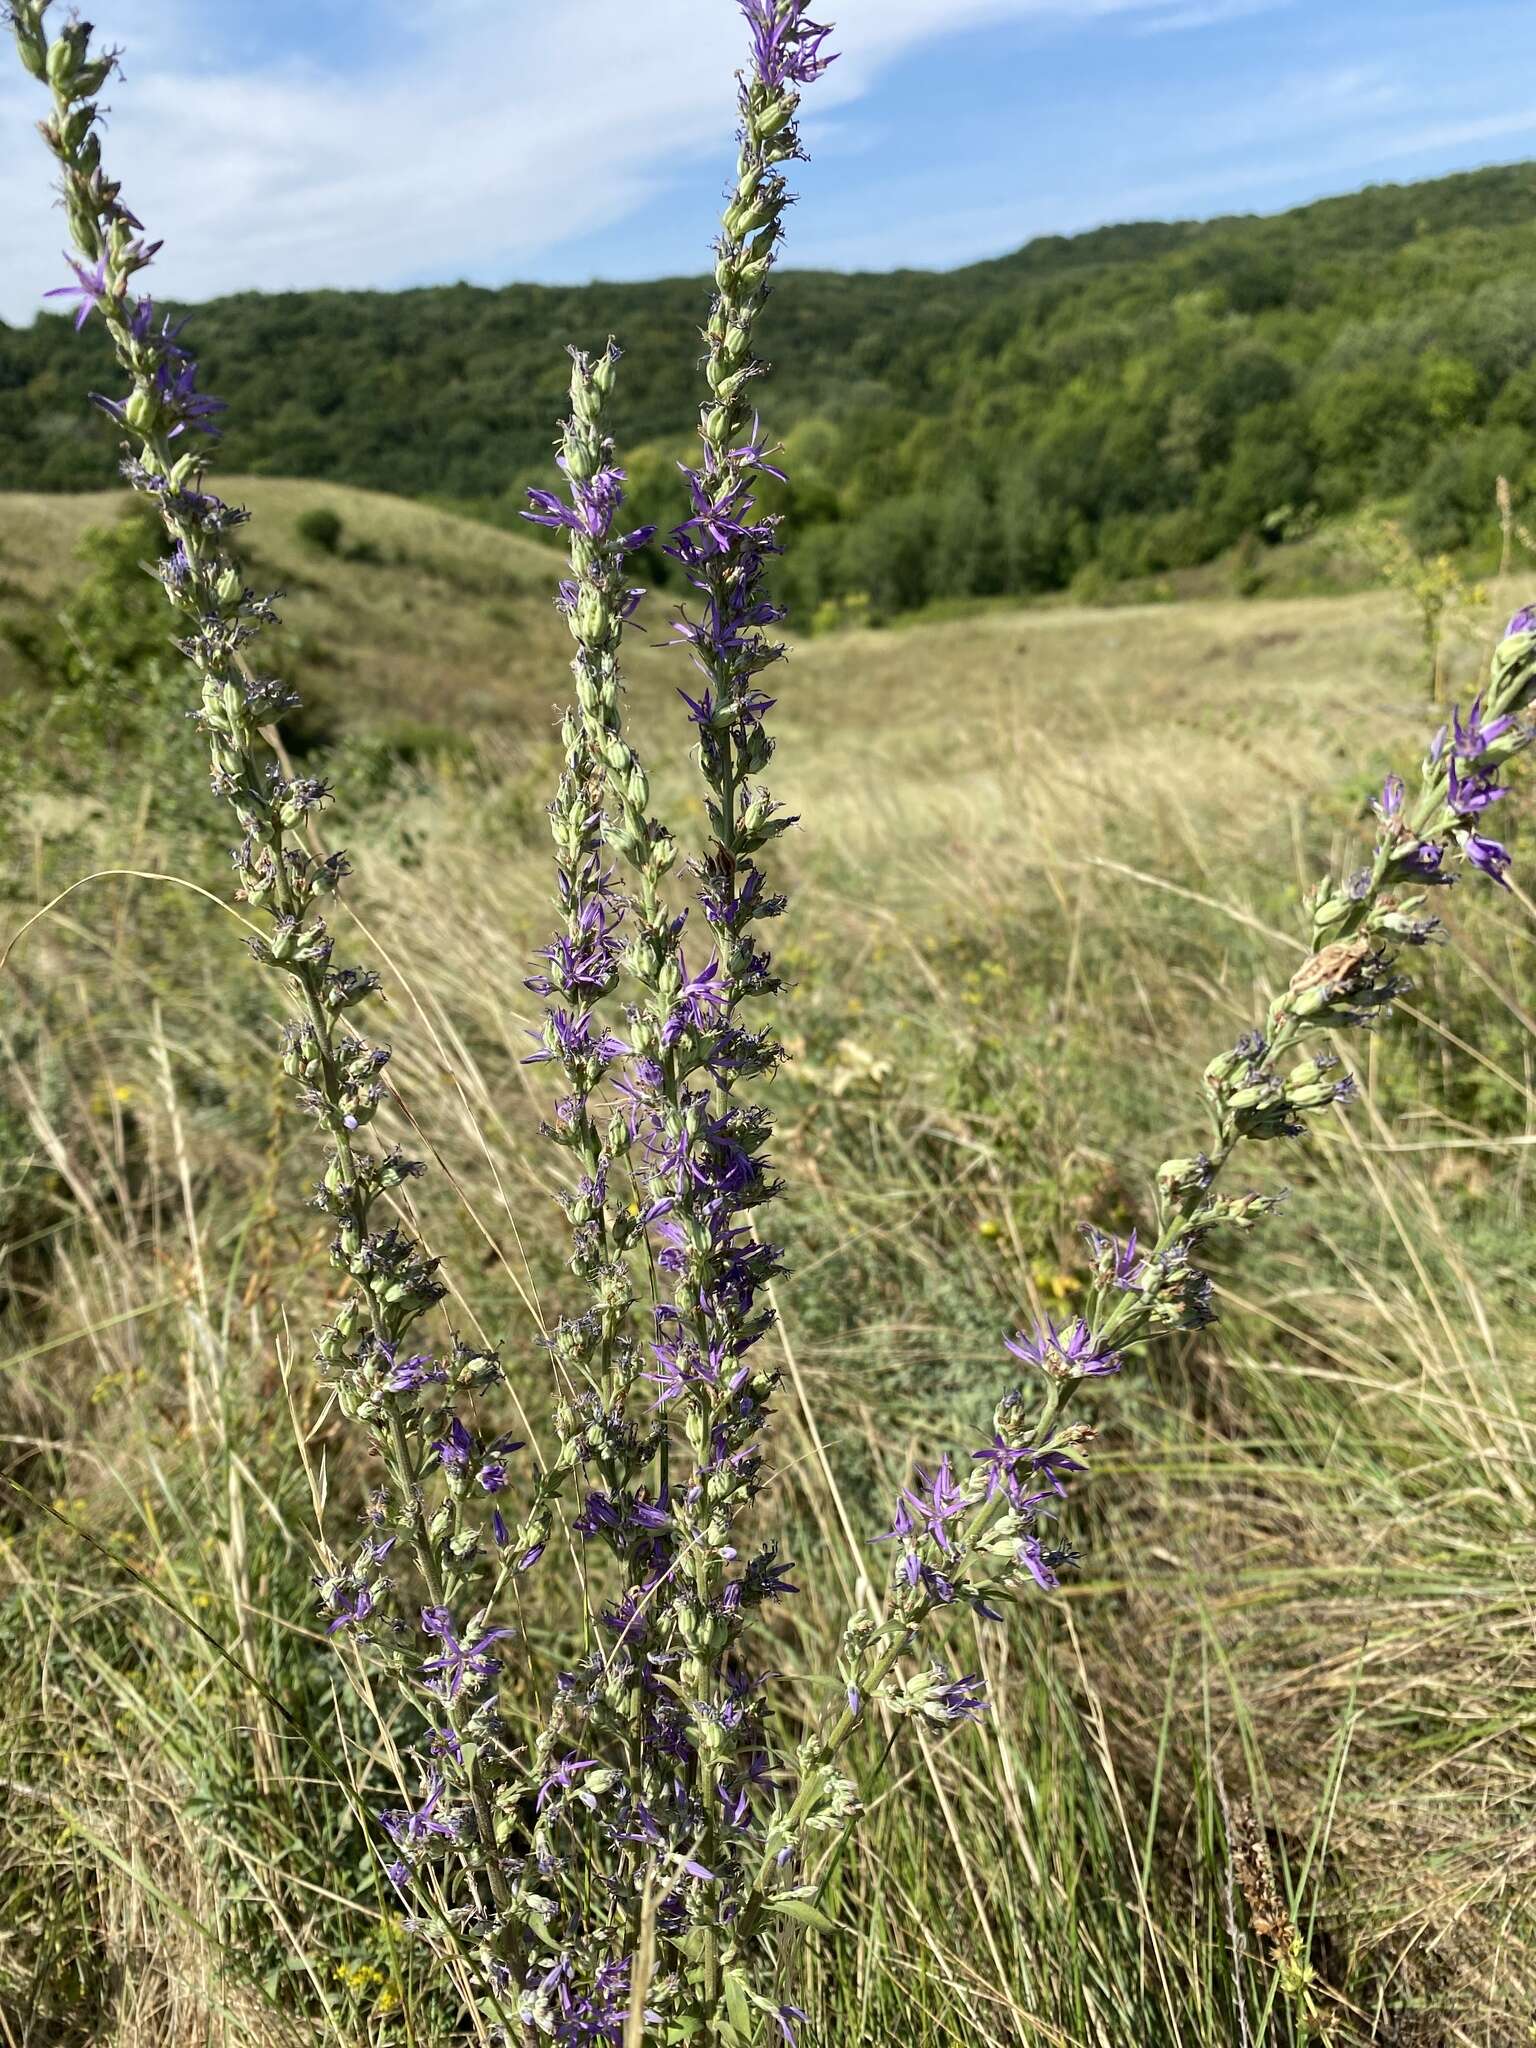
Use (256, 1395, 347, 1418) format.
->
(2, 0, 1533, 321)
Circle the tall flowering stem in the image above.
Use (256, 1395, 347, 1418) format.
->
(2, 2, 589, 2027)
(523, 342, 657, 1415)
(640, 0, 838, 2022)
(511, 10, 845, 2038)
(822, 620, 1536, 1824)
(515, 348, 709, 2036)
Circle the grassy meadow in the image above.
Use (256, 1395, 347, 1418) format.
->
(1, 485, 1533, 2046)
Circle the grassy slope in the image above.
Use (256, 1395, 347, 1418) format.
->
(0, 477, 571, 732)
(2, 481, 1534, 2045)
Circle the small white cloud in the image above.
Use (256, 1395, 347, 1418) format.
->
(1132, 0, 1290, 30)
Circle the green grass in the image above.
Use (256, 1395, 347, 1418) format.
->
(2, 485, 1534, 2046)
(0, 477, 570, 733)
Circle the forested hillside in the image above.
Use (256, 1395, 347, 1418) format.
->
(5, 160, 1536, 613)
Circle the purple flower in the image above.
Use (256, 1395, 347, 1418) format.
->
(1005, 1315, 1122, 1379)
(326, 1583, 374, 1633)
(971, 1434, 1084, 1510)
(525, 917, 623, 1001)
(1376, 775, 1456, 884)
(574, 1490, 622, 1538)
(662, 951, 730, 1042)
(1020, 1536, 1081, 1592)
(1375, 774, 1407, 825)
(155, 356, 227, 440)
(544, 1956, 650, 2044)
(433, 1417, 474, 1476)
(1446, 759, 1508, 820)
(739, 0, 837, 90)
(378, 1347, 446, 1393)
(1399, 837, 1450, 883)
(525, 459, 656, 551)
(1505, 608, 1536, 638)
(127, 296, 190, 356)
(418, 1606, 516, 1700)
(1463, 831, 1513, 887)
(1449, 695, 1517, 762)
(537, 1755, 600, 1809)
(644, 1329, 735, 1406)
(669, 469, 769, 564)
(379, 1770, 459, 1850)
(1083, 1225, 1143, 1290)
(913, 1559, 956, 1603)
(876, 1454, 969, 1556)
(728, 417, 789, 483)
(933, 1669, 988, 1723)
(45, 253, 113, 330)
(1017, 1537, 1061, 1592)
(522, 1009, 630, 1069)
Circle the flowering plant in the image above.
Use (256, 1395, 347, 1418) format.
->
(8, 0, 1536, 2041)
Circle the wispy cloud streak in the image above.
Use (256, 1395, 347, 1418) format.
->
(0, 0, 1526, 320)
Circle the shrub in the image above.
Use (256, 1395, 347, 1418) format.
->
(295, 504, 344, 554)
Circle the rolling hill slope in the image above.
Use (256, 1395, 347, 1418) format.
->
(5, 162, 1536, 616)
(0, 477, 572, 738)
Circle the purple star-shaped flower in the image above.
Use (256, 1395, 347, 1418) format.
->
(877, 1454, 969, 1556)
(1449, 694, 1517, 762)
(934, 1669, 988, 1723)
(45, 253, 114, 331)
(536, 1755, 600, 1809)
(433, 1417, 474, 1476)
(326, 1583, 374, 1633)
(379, 1769, 459, 1850)
(1005, 1315, 1122, 1379)
(418, 1605, 515, 1700)
(1446, 759, 1508, 820)
(739, 0, 837, 89)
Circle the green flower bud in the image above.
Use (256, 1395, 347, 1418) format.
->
(752, 93, 798, 143)
(1157, 1155, 1214, 1200)
(45, 30, 81, 91)
(725, 192, 777, 239)
(123, 386, 160, 433)
(1310, 890, 1358, 938)
(574, 583, 611, 644)
(61, 102, 96, 154)
(76, 53, 116, 96)
(15, 26, 48, 82)
(563, 432, 599, 482)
